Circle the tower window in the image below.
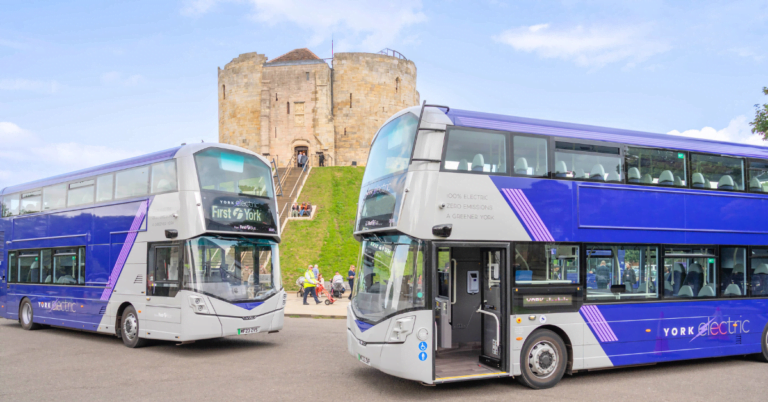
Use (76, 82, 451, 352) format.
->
(344, 127, 347, 136)
(275, 127, 277, 138)
(395, 77, 399, 93)
(276, 93, 278, 101)
(222, 85, 226, 99)
(350, 93, 353, 108)
(287, 102, 290, 114)
(306, 72, 309, 81)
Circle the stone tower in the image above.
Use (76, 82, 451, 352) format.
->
(218, 48, 419, 167)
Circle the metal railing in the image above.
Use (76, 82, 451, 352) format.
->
(279, 161, 311, 220)
(311, 153, 333, 167)
(271, 158, 284, 197)
(378, 48, 408, 60)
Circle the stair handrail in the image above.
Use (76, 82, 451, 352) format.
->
(279, 161, 310, 219)
(271, 158, 284, 197)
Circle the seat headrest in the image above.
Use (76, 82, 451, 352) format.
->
(31, 261, 39, 269)
(755, 263, 768, 275)
(724, 283, 742, 296)
(673, 263, 685, 272)
(515, 157, 528, 170)
(590, 164, 606, 180)
(457, 159, 469, 171)
(718, 175, 735, 189)
(689, 263, 703, 273)
(607, 172, 620, 182)
(674, 176, 683, 186)
(576, 168, 585, 179)
(749, 177, 762, 191)
(640, 174, 653, 184)
(698, 284, 716, 297)
(628, 167, 641, 180)
(677, 285, 694, 297)
(658, 170, 675, 185)
(692, 173, 705, 184)
(471, 154, 485, 170)
(733, 263, 744, 274)
(555, 161, 568, 174)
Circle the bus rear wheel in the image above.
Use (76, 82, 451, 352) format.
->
(518, 329, 567, 389)
(758, 324, 768, 362)
(120, 306, 148, 348)
(19, 299, 42, 331)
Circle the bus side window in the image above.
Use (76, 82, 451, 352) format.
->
(151, 161, 178, 194)
(148, 245, 180, 297)
(442, 128, 507, 174)
(96, 174, 114, 202)
(115, 166, 150, 199)
(586, 245, 659, 301)
(2, 193, 20, 217)
(8, 252, 16, 283)
(513, 136, 548, 177)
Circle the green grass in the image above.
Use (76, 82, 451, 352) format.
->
(280, 167, 364, 290)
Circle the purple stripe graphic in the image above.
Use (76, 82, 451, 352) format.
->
(100, 200, 149, 301)
(500, 188, 554, 242)
(455, 116, 768, 160)
(581, 305, 618, 342)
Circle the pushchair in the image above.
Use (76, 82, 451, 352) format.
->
(331, 278, 346, 298)
(295, 276, 305, 297)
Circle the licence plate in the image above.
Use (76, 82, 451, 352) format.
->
(358, 353, 371, 366)
(237, 327, 259, 335)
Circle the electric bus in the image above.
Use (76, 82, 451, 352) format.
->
(0, 143, 285, 347)
(347, 103, 768, 388)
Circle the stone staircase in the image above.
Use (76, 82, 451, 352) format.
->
(274, 164, 311, 229)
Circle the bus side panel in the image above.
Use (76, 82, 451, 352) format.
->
(580, 300, 768, 367)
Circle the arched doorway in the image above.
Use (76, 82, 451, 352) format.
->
(295, 146, 308, 167)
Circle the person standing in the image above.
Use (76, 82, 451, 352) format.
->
(347, 265, 356, 299)
(303, 266, 321, 305)
(318, 153, 325, 167)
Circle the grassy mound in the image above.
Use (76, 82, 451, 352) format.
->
(280, 167, 364, 290)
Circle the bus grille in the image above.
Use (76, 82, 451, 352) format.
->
(134, 275, 143, 284)
(99, 306, 107, 315)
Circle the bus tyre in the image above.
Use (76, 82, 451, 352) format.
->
(121, 306, 148, 348)
(518, 329, 567, 390)
(19, 299, 42, 331)
(758, 324, 768, 362)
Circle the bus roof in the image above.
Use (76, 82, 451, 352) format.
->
(1, 146, 182, 196)
(446, 108, 768, 160)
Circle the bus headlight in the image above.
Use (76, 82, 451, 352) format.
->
(388, 316, 415, 342)
(188, 296, 210, 314)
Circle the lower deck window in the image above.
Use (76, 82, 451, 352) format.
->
(664, 247, 717, 298)
(751, 249, 768, 296)
(514, 243, 579, 284)
(586, 245, 659, 300)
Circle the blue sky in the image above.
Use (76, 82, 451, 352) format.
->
(1, 0, 767, 189)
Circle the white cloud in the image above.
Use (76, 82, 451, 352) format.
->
(493, 23, 670, 68)
(730, 47, 764, 62)
(668, 115, 767, 146)
(0, 78, 60, 93)
(182, 0, 427, 51)
(0, 122, 142, 190)
(101, 71, 144, 87)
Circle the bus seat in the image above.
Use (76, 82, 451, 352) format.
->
(606, 172, 620, 182)
(698, 283, 716, 297)
(670, 263, 686, 295)
(457, 159, 469, 171)
(156, 179, 172, 192)
(555, 161, 569, 178)
(576, 168, 585, 179)
(471, 154, 485, 172)
(718, 175, 735, 190)
(732, 263, 745, 286)
(674, 176, 683, 186)
(677, 285, 694, 298)
(590, 164, 606, 181)
(752, 263, 768, 296)
(658, 170, 675, 186)
(628, 167, 641, 183)
(721, 267, 733, 290)
(515, 158, 530, 175)
(723, 283, 742, 297)
(640, 174, 653, 184)
(692, 173, 706, 189)
(749, 177, 763, 192)
(684, 262, 703, 296)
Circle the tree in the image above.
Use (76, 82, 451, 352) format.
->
(750, 87, 768, 141)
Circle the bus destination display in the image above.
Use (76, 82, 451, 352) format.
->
(201, 193, 277, 234)
(523, 295, 572, 307)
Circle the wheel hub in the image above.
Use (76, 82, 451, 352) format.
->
(22, 304, 32, 325)
(529, 341, 558, 379)
(124, 313, 138, 340)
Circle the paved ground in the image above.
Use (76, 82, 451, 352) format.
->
(2, 317, 767, 402)
(284, 289, 349, 317)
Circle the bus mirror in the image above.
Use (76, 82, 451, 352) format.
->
(432, 224, 452, 238)
(165, 229, 178, 239)
(610, 284, 626, 294)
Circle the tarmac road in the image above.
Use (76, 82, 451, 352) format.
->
(1, 317, 767, 402)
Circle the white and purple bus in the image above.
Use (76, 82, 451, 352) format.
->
(1, 143, 285, 347)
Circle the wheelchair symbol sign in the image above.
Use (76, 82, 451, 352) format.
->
(418, 352, 428, 361)
(418, 341, 427, 351)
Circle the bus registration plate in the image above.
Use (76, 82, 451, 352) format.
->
(237, 327, 259, 335)
(357, 354, 371, 366)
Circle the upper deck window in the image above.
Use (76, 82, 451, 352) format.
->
(150, 161, 178, 193)
(555, 142, 622, 183)
(20, 190, 41, 214)
(625, 147, 687, 187)
(513, 136, 547, 177)
(443, 128, 507, 174)
(748, 160, 768, 193)
(362, 113, 418, 185)
(115, 166, 150, 199)
(2, 193, 20, 217)
(690, 153, 744, 191)
(195, 148, 273, 198)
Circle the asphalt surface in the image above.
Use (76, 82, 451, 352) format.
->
(2, 317, 767, 402)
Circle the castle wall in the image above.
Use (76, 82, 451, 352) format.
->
(218, 52, 268, 155)
(332, 53, 419, 166)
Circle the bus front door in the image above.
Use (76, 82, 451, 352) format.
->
(479, 249, 506, 369)
(0, 231, 5, 317)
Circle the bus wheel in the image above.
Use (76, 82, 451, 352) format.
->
(19, 299, 41, 331)
(121, 306, 148, 348)
(758, 324, 768, 362)
(518, 329, 567, 389)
